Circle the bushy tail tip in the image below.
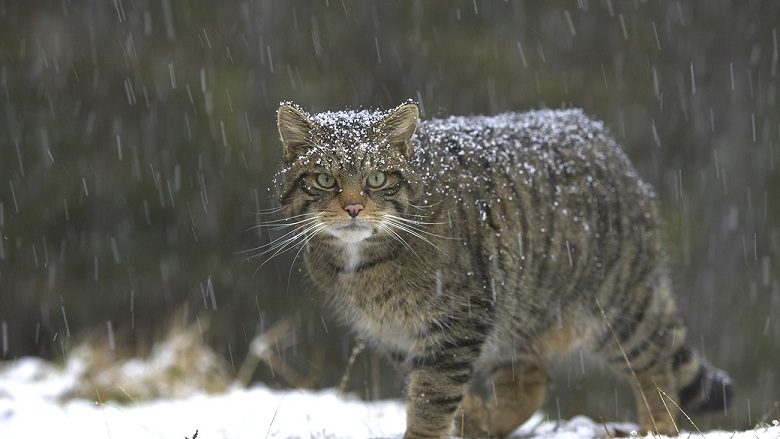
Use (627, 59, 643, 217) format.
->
(679, 362, 734, 415)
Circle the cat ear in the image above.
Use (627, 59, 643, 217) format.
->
(378, 102, 419, 159)
(277, 103, 317, 162)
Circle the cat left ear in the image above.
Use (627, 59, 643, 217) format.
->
(277, 103, 317, 162)
(378, 102, 419, 159)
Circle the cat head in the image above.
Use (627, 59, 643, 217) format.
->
(275, 101, 422, 244)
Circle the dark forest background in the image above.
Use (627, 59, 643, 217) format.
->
(1, 0, 778, 430)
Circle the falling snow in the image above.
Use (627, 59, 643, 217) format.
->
(0, 1, 778, 436)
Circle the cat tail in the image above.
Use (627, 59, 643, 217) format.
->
(673, 346, 734, 415)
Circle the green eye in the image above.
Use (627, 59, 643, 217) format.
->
(316, 173, 336, 188)
(367, 171, 386, 188)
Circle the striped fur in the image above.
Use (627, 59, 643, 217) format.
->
(273, 102, 733, 438)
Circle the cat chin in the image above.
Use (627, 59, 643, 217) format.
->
(328, 227, 374, 243)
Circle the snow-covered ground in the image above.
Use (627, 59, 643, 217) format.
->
(1, 356, 778, 439)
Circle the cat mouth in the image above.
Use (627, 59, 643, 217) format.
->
(329, 222, 374, 243)
(336, 223, 372, 231)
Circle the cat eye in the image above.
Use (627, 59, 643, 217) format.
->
(315, 173, 336, 189)
(366, 171, 386, 188)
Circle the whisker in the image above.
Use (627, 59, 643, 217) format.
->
(286, 224, 328, 294)
(261, 211, 316, 220)
(387, 221, 447, 255)
(409, 200, 444, 210)
(245, 221, 323, 260)
(245, 218, 319, 234)
(254, 224, 322, 259)
(237, 218, 321, 254)
(383, 219, 448, 256)
(384, 218, 459, 241)
(249, 212, 318, 227)
(250, 222, 327, 278)
(377, 223, 423, 262)
(396, 212, 436, 220)
(261, 216, 321, 232)
(250, 205, 286, 215)
(384, 214, 448, 226)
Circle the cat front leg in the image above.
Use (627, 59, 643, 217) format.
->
(403, 326, 487, 438)
(404, 368, 471, 438)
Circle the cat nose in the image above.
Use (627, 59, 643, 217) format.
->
(343, 203, 364, 218)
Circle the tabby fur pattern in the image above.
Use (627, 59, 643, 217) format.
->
(272, 101, 733, 438)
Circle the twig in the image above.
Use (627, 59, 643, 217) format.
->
(337, 339, 365, 395)
(265, 394, 286, 439)
(601, 421, 614, 439)
(758, 401, 780, 426)
(595, 299, 659, 434)
(655, 381, 680, 435)
(237, 318, 323, 389)
(657, 386, 705, 437)
(261, 348, 323, 388)
(237, 318, 294, 386)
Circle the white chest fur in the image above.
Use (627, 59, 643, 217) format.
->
(342, 243, 362, 272)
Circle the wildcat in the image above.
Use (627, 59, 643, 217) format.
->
(272, 101, 733, 438)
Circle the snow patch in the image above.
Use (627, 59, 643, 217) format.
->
(1, 357, 777, 439)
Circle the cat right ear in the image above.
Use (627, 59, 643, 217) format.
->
(378, 102, 419, 159)
(277, 103, 316, 162)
